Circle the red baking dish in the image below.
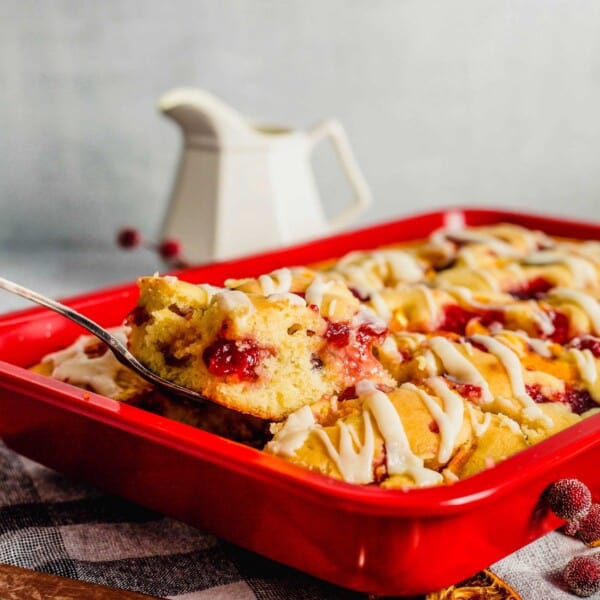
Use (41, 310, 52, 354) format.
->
(1, 207, 599, 596)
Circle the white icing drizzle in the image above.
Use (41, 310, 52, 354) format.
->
(523, 251, 598, 288)
(473, 268, 501, 292)
(258, 268, 293, 296)
(469, 334, 550, 424)
(380, 250, 423, 283)
(465, 403, 492, 437)
(266, 292, 307, 307)
(197, 284, 221, 299)
(356, 380, 442, 485)
(568, 348, 598, 386)
(404, 378, 465, 464)
(369, 291, 392, 322)
(43, 328, 128, 398)
(416, 350, 439, 377)
(549, 289, 600, 335)
(527, 301, 556, 337)
(428, 336, 493, 403)
(335, 264, 375, 297)
(417, 284, 440, 324)
(380, 336, 406, 363)
(269, 381, 443, 486)
(266, 405, 315, 457)
(430, 229, 521, 258)
(216, 290, 255, 312)
(305, 276, 335, 311)
(457, 247, 479, 268)
(497, 414, 523, 434)
(313, 412, 375, 484)
(509, 330, 552, 357)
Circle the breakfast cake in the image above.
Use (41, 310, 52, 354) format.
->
(35, 222, 600, 489)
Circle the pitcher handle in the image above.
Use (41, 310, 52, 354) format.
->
(308, 119, 372, 231)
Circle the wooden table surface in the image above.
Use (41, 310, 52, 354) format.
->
(0, 564, 159, 600)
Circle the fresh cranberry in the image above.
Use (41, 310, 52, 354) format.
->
(509, 277, 553, 300)
(571, 336, 600, 359)
(117, 227, 141, 249)
(158, 238, 182, 260)
(563, 554, 600, 597)
(202, 338, 266, 381)
(325, 322, 351, 347)
(578, 504, 600, 545)
(545, 478, 593, 522)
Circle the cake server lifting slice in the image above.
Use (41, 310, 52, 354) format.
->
(0, 275, 209, 405)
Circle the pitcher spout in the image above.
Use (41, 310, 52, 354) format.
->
(159, 87, 257, 148)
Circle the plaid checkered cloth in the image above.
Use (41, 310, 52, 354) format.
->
(0, 440, 593, 599)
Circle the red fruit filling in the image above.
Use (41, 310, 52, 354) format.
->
(526, 384, 596, 415)
(349, 287, 371, 302)
(563, 554, 600, 597)
(325, 322, 351, 347)
(509, 277, 553, 300)
(448, 381, 482, 401)
(202, 338, 268, 381)
(571, 336, 600, 359)
(428, 420, 440, 433)
(547, 310, 570, 344)
(545, 478, 592, 522)
(439, 305, 505, 335)
(565, 388, 597, 415)
(323, 319, 388, 379)
(338, 386, 357, 401)
(578, 504, 600, 545)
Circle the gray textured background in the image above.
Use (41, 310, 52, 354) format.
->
(1, 0, 600, 310)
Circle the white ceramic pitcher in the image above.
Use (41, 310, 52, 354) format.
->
(158, 88, 372, 263)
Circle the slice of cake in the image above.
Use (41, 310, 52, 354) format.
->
(126, 269, 393, 420)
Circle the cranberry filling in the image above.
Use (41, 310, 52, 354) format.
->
(349, 287, 371, 302)
(564, 388, 597, 415)
(525, 384, 548, 404)
(323, 319, 388, 378)
(356, 321, 388, 345)
(325, 322, 351, 347)
(428, 420, 440, 433)
(448, 381, 482, 401)
(570, 336, 600, 358)
(338, 386, 357, 401)
(547, 310, 570, 344)
(526, 384, 596, 415)
(202, 338, 267, 381)
(509, 277, 553, 300)
(439, 305, 505, 335)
